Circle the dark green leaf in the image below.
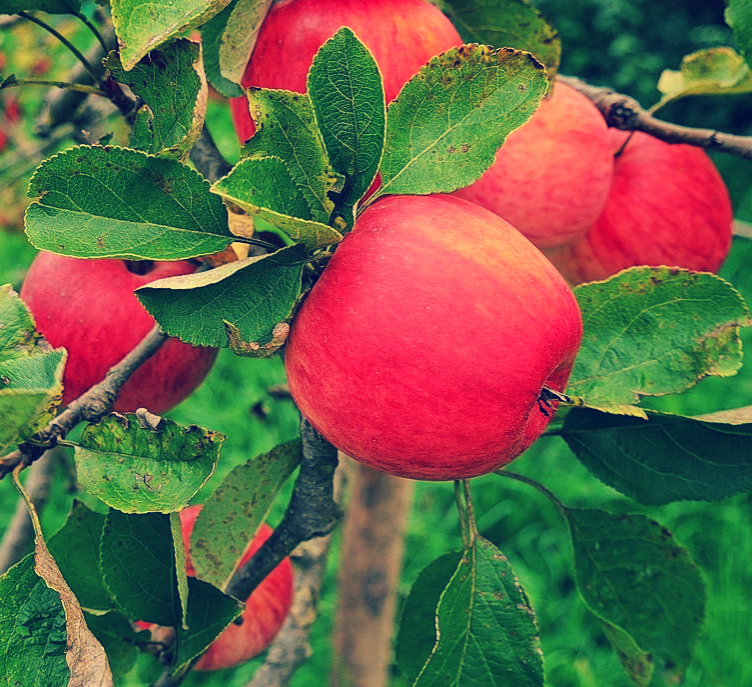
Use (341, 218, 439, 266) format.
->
(726, 0, 752, 68)
(47, 501, 113, 613)
(75, 414, 223, 514)
(84, 611, 145, 681)
(395, 552, 462, 682)
(0, 555, 69, 687)
(242, 89, 334, 221)
(569, 267, 749, 408)
(0, 0, 81, 13)
(212, 157, 342, 248)
(566, 508, 705, 684)
(26, 146, 233, 260)
(376, 44, 547, 198)
(104, 40, 208, 158)
(172, 576, 244, 670)
(414, 536, 543, 687)
(440, 0, 560, 75)
(308, 27, 385, 223)
(111, 0, 232, 71)
(136, 244, 307, 348)
(191, 439, 302, 589)
(563, 406, 752, 504)
(100, 510, 182, 627)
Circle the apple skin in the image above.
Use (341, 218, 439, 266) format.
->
(19, 252, 218, 413)
(180, 505, 294, 671)
(544, 129, 734, 285)
(229, 0, 462, 142)
(452, 80, 615, 250)
(283, 194, 583, 481)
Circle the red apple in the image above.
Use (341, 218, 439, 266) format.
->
(19, 252, 218, 413)
(284, 194, 583, 481)
(180, 505, 293, 671)
(229, 0, 462, 143)
(452, 80, 615, 250)
(137, 506, 294, 671)
(544, 129, 734, 285)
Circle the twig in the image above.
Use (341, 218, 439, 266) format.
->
(559, 75, 752, 160)
(18, 11, 102, 85)
(2, 78, 107, 97)
(0, 448, 60, 574)
(188, 126, 233, 182)
(0, 324, 169, 479)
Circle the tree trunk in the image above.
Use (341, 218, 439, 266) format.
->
(331, 458, 415, 687)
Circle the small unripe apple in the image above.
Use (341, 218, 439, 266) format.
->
(229, 0, 462, 142)
(284, 194, 583, 481)
(452, 80, 614, 250)
(544, 129, 733, 285)
(19, 252, 218, 413)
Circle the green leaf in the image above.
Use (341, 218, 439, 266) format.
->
(601, 623, 653, 687)
(191, 439, 302, 589)
(111, 0, 232, 71)
(395, 552, 462, 682)
(376, 44, 547, 199)
(47, 501, 113, 613)
(562, 407, 752, 504)
(566, 508, 705, 684)
(726, 0, 752, 68)
(0, 285, 66, 454)
(0, 352, 66, 455)
(568, 267, 750, 407)
(136, 244, 307, 348)
(74, 414, 223, 514)
(719, 235, 752, 308)
(308, 27, 385, 224)
(100, 510, 181, 627)
(25, 145, 233, 261)
(202, 0, 272, 97)
(212, 157, 343, 248)
(172, 577, 243, 671)
(440, 0, 561, 75)
(654, 47, 752, 111)
(413, 536, 543, 687)
(104, 40, 208, 159)
(84, 611, 144, 681)
(0, 555, 69, 687)
(242, 89, 335, 222)
(0, 0, 81, 13)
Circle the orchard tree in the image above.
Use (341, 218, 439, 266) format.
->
(1, 1, 752, 687)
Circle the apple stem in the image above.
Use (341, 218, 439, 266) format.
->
(455, 479, 478, 549)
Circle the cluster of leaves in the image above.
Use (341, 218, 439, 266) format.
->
(1, 1, 752, 686)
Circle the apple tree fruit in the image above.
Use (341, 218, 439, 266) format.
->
(0, 1, 751, 687)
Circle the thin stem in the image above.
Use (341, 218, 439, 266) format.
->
(495, 469, 568, 518)
(18, 11, 101, 85)
(454, 480, 475, 548)
(73, 10, 109, 54)
(1, 78, 107, 97)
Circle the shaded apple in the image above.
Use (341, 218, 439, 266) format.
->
(284, 194, 583, 481)
(20, 252, 218, 413)
(452, 79, 614, 250)
(544, 129, 734, 285)
(180, 505, 293, 671)
(229, 0, 462, 143)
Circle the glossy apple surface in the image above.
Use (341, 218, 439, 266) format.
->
(545, 129, 734, 284)
(230, 0, 462, 142)
(180, 505, 294, 671)
(284, 194, 583, 481)
(452, 80, 614, 250)
(20, 252, 218, 413)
